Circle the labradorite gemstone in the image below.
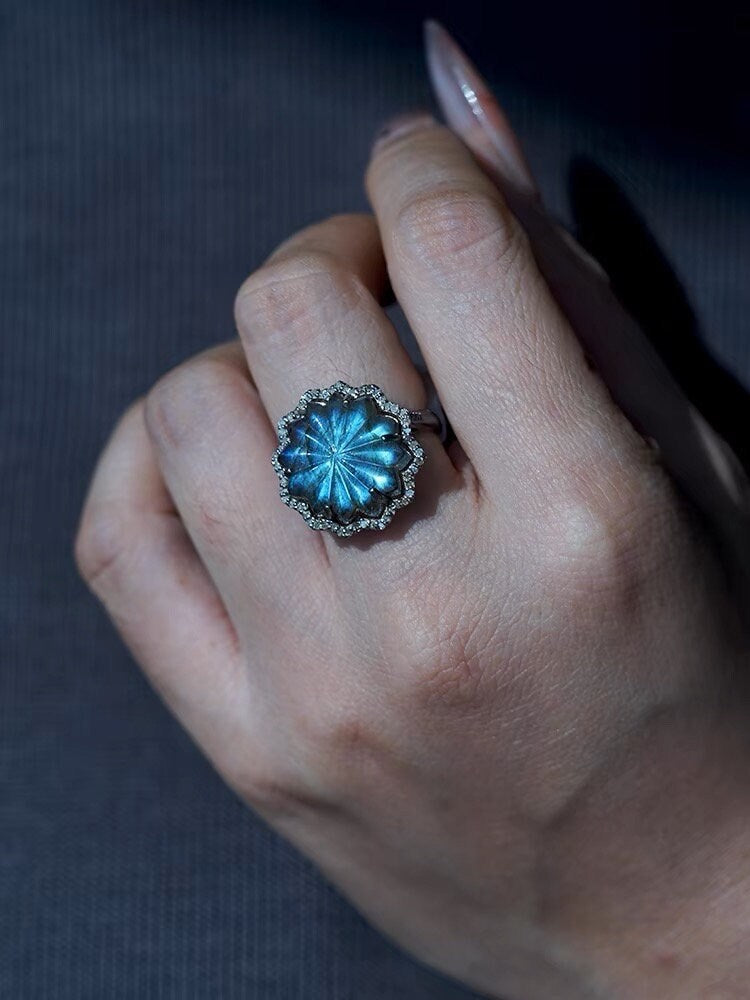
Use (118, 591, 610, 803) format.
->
(278, 393, 413, 525)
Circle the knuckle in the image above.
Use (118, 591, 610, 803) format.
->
(535, 463, 676, 619)
(410, 605, 497, 715)
(383, 558, 496, 715)
(238, 767, 334, 820)
(225, 721, 354, 819)
(295, 696, 386, 786)
(264, 675, 397, 803)
(75, 502, 138, 593)
(234, 251, 364, 346)
(414, 639, 489, 714)
(394, 185, 525, 278)
(144, 356, 234, 450)
(318, 714, 385, 781)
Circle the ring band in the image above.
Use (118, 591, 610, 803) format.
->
(272, 381, 439, 537)
(407, 407, 442, 434)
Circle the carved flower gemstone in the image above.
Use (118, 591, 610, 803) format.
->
(273, 385, 423, 534)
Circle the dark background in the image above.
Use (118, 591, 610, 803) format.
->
(2, 1, 748, 997)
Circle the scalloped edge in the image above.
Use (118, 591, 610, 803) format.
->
(271, 381, 425, 537)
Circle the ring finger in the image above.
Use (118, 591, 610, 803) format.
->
(233, 212, 460, 549)
(235, 213, 425, 423)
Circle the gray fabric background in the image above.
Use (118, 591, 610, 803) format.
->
(2, 1, 748, 997)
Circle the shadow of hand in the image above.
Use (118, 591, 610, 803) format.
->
(570, 157, 750, 472)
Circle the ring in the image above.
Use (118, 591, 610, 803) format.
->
(271, 381, 440, 537)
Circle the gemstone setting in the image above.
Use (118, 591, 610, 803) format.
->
(272, 382, 425, 536)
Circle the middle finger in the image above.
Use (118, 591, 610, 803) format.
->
(366, 116, 641, 492)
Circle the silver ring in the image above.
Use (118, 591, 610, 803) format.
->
(272, 381, 440, 537)
(408, 407, 442, 434)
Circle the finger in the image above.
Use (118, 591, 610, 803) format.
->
(424, 20, 750, 590)
(75, 401, 251, 763)
(424, 20, 540, 199)
(144, 340, 329, 632)
(365, 116, 644, 492)
(234, 212, 429, 424)
(233, 211, 459, 546)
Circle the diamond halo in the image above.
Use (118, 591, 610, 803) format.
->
(271, 381, 426, 537)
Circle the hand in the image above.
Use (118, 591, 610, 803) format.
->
(76, 85, 750, 1000)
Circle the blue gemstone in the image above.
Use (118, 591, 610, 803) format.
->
(279, 393, 414, 525)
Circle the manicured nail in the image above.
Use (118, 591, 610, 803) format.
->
(424, 20, 537, 196)
(372, 112, 437, 155)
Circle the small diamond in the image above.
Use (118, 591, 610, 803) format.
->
(272, 383, 426, 536)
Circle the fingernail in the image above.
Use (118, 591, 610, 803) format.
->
(371, 111, 437, 155)
(424, 19, 537, 196)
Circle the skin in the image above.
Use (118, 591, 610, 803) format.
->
(76, 116, 750, 999)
